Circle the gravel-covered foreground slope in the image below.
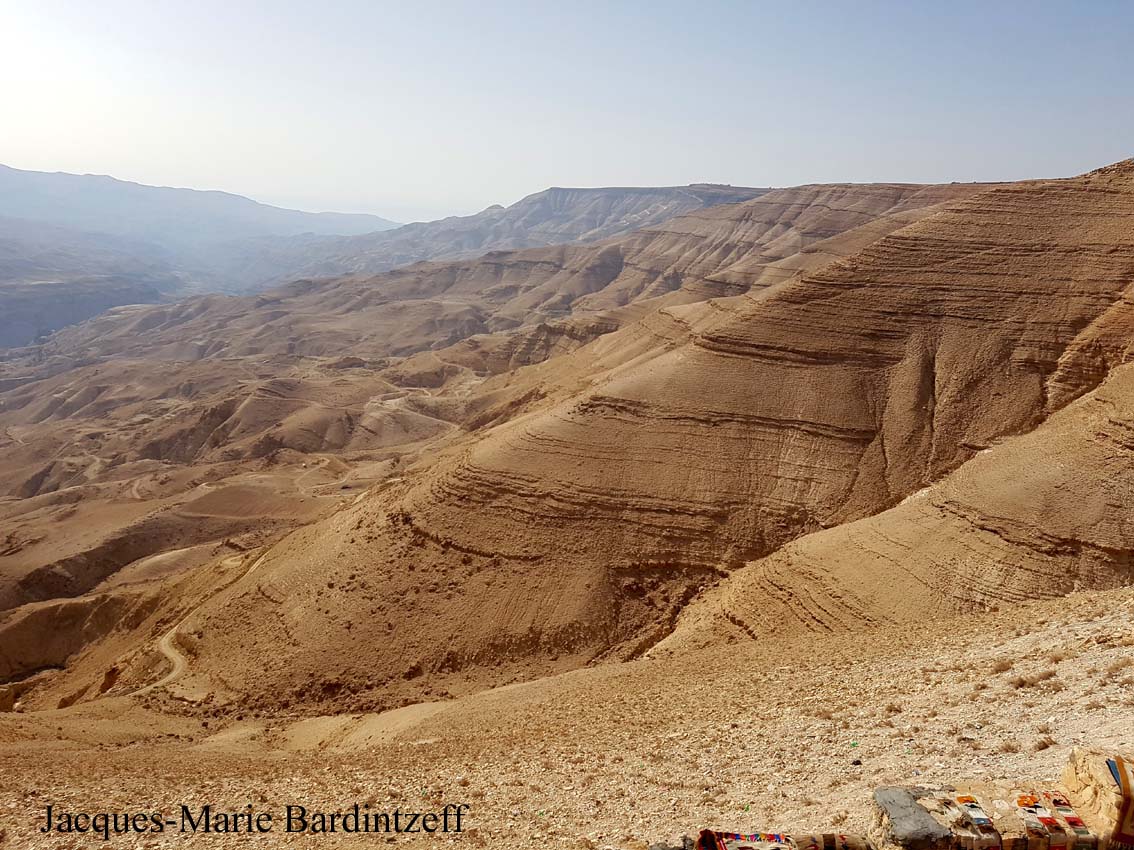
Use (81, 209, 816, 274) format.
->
(0, 586, 1131, 848)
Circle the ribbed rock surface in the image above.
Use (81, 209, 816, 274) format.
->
(180, 165, 1134, 709)
(404, 162, 1134, 573)
(1, 183, 967, 643)
(664, 359, 1134, 648)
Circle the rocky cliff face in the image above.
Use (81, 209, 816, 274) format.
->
(375, 168, 1134, 583)
(662, 358, 1134, 652)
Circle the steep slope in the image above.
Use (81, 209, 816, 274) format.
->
(0, 184, 966, 602)
(409, 161, 1134, 573)
(36, 182, 988, 362)
(151, 167, 1134, 712)
(0, 180, 995, 710)
(385, 180, 996, 385)
(662, 358, 1134, 651)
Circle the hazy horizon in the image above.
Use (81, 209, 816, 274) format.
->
(5, 0, 1133, 221)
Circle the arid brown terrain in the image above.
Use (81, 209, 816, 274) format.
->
(1, 161, 1134, 848)
(0, 166, 766, 347)
(232, 184, 772, 288)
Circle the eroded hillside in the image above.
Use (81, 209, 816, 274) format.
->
(5, 165, 1134, 720)
(159, 162, 1134, 713)
(232, 184, 771, 287)
(33, 182, 985, 362)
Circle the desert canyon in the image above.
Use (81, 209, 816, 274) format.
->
(1, 160, 1133, 847)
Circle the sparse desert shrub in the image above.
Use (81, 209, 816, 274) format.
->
(991, 659, 1014, 673)
(1010, 668, 1058, 689)
(1032, 735, 1056, 752)
(999, 739, 1021, 754)
(1107, 657, 1133, 675)
(885, 701, 903, 715)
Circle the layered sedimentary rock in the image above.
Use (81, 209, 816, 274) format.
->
(403, 162, 1134, 578)
(174, 164, 1134, 709)
(11, 166, 1134, 715)
(35, 183, 985, 363)
(664, 360, 1134, 648)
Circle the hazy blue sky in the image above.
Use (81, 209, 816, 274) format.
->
(3, 1, 1132, 221)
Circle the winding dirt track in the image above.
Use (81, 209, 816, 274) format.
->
(134, 548, 268, 696)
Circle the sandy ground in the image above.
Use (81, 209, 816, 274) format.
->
(1, 586, 1131, 849)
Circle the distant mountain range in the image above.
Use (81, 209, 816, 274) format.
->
(0, 214, 183, 348)
(0, 164, 399, 346)
(10, 161, 1134, 721)
(0, 165, 766, 347)
(0, 164, 398, 249)
(229, 183, 769, 287)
